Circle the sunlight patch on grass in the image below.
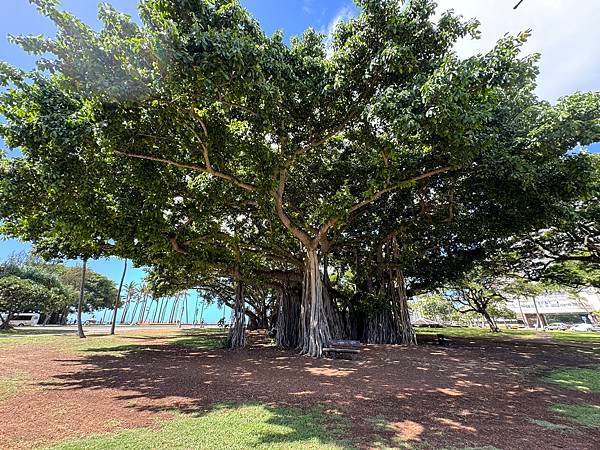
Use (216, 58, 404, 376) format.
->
(416, 327, 536, 340)
(416, 327, 600, 346)
(170, 329, 227, 350)
(0, 373, 29, 401)
(549, 332, 600, 345)
(0, 328, 225, 354)
(551, 403, 600, 428)
(48, 403, 351, 450)
(528, 418, 573, 431)
(544, 367, 600, 393)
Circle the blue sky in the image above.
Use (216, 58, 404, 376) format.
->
(0, 0, 598, 319)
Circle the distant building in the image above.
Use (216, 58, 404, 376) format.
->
(506, 288, 600, 327)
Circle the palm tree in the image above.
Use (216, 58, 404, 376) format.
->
(120, 282, 137, 324)
(76, 259, 87, 339)
(110, 259, 128, 335)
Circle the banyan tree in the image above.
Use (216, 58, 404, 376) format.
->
(1, 0, 599, 355)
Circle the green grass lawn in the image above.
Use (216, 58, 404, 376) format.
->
(0, 328, 226, 354)
(546, 331, 600, 345)
(0, 372, 29, 401)
(3, 326, 599, 449)
(550, 403, 600, 428)
(544, 367, 600, 393)
(415, 326, 536, 339)
(48, 403, 350, 450)
(416, 326, 600, 345)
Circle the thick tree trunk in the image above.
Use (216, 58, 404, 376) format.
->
(227, 276, 246, 349)
(42, 312, 52, 325)
(482, 309, 500, 332)
(0, 311, 12, 330)
(275, 285, 300, 349)
(391, 269, 416, 345)
(110, 259, 127, 335)
(299, 248, 331, 357)
(364, 309, 395, 344)
(77, 259, 87, 339)
(60, 306, 69, 325)
(322, 267, 348, 340)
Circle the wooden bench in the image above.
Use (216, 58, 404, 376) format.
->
(323, 340, 361, 359)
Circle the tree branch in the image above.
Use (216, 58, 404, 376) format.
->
(114, 150, 207, 173)
(274, 168, 313, 245)
(348, 166, 454, 216)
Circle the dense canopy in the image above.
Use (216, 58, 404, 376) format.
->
(1, 0, 598, 355)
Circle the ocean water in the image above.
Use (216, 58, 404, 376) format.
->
(71, 290, 232, 325)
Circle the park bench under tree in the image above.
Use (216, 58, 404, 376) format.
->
(323, 340, 361, 359)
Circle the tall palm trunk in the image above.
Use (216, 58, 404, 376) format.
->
(169, 295, 179, 323)
(110, 259, 128, 335)
(77, 259, 87, 339)
(138, 292, 148, 323)
(129, 294, 140, 324)
(199, 298, 205, 326)
(183, 292, 189, 324)
(153, 298, 162, 323)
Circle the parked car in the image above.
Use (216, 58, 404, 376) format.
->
(570, 323, 594, 332)
(1, 312, 40, 327)
(544, 323, 569, 331)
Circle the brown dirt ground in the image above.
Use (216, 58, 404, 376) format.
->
(1, 331, 599, 449)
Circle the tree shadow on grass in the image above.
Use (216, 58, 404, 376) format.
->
(48, 401, 351, 449)
(38, 334, 600, 449)
(81, 330, 227, 354)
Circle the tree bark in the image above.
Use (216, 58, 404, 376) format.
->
(390, 268, 417, 345)
(110, 259, 127, 335)
(227, 273, 246, 349)
(299, 247, 331, 357)
(322, 263, 348, 340)
(275, 284, 300, 349)
(0, 311, 12, 330)
(77, 259, 87, 339)
(42, 312, 52, 325)
(482, 309, 500, 332)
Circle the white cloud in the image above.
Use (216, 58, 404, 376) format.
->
(322, 4, 356, 57)
(435, 0, 600, 102)
(302, 0, 313, 15)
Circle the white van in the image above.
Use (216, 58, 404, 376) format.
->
(3, 313, 41, 327)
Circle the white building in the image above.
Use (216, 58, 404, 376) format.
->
(506, 288, 600, 327)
